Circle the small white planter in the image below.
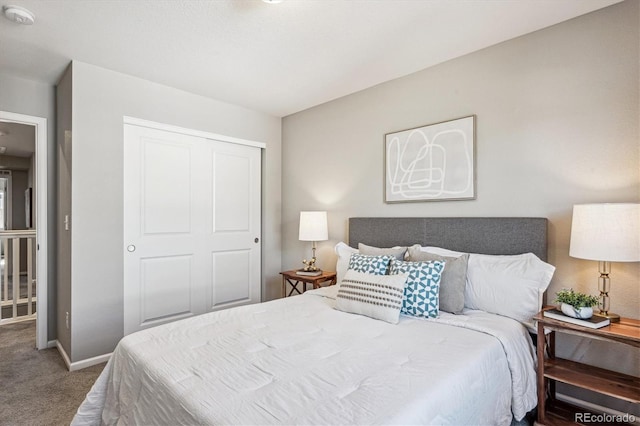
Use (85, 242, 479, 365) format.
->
(561, 303, 593, 319)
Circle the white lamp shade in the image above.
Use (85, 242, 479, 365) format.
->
(569, 203, 640, 262)
(299, 211, 328, 241)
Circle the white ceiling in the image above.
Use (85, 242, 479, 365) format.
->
(0, 0, 622, 117)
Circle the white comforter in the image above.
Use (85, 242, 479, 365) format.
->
(73, 287, 537, 425)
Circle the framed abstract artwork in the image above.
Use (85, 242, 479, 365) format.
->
(384, 115, 476, 203)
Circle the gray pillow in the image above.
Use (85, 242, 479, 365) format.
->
(358, 243, 407, 260)
(407, 245, 469, 314)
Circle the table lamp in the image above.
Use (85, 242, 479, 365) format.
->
(569, 203, 640, 322)
(298, 211, 328, 272)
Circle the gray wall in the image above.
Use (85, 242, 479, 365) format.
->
(9, 170, 29, 272)
(0, 72, 57, 340)
(282, 0, 639, 413)
(10, 170, 28, 231)
(66, 61, 282, 362)
(56, 65, 72, 355)
(0, 155, 31, 171)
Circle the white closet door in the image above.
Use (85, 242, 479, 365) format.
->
(207, 140, 261, 311)
(124, 124, 261, 335)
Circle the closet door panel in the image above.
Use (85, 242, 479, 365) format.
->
(207, 140, 261, 311)
(124, 124, 262, 335)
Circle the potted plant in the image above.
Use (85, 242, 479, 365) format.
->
(555, 288, 600, 319)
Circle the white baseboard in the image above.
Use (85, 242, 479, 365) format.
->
(55, 340, 71, 370)
(54, 340, 111, 371)
(69, 352, 111, 371)
(557, 393, 640, 425)
(47, 339, 57, 349)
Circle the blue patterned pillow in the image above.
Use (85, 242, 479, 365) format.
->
(348, 253, 393, 275)
(390, 259, 445, 318)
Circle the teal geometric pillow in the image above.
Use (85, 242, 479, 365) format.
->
(389, 259, 445, 318)
(348, 253, 393, 275)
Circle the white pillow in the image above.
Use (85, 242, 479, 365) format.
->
(464, 252, 555, 324)
(335, 270, 408, 324)
(422, 246, 466, 258)
(335, 242, 358, 285)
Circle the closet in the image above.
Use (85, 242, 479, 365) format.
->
(123, 122, 262, 335)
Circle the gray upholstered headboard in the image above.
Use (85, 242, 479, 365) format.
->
(348, 217, 548, 261)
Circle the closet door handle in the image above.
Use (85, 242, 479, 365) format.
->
(127, 245, 136, 252)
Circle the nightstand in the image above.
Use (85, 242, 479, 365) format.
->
(534, 309, 640, 425)
(279, 270, 337, 297)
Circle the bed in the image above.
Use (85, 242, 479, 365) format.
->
(73, 217, 553, 426)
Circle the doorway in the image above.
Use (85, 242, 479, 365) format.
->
(0, 111, 48, 350)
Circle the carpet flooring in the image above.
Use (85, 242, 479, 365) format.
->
(0, 320, 105, 426)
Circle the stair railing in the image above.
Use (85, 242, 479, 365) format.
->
(0, 230, 37, 324)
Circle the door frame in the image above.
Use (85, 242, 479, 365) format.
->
(123, 117, 266, 149)
(0, 111, 48, 350)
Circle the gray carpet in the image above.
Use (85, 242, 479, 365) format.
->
(0, 320, 105, 426)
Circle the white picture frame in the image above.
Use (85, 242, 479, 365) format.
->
(384, 115, 476, 203)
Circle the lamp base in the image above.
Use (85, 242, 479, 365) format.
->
(301, 258, 320, 272)
(594, 312, 620, 323)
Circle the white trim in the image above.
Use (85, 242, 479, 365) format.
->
(69, 352, 112, 371)
(0, 111, 48, 350)
(55, 340, 112, 371)
(47, 339, 57, 349)
(557, 392, 640, 425)
(0, 313, 36, 325)
(123, 116, 266, 149)
(56, 340, 71, 370)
